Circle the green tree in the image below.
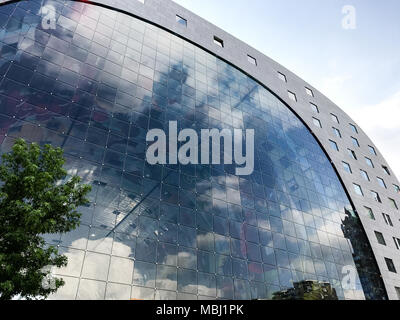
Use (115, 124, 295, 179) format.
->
(0, 139, 91, 300)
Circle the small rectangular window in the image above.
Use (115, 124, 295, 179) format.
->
(278, 72, 287, 82)
(348, 149, 357, 160)
(360, 170, 369, 181)
(365, 157, 374, 168)
(310, 103, 319, 113)
(389, 198, 398, 210)
(396, 287, 400, 300)
(351, 137, 359, 147)
(365, 207, 375, 220)
(385, 257, 397, 273)
(305, 87, 314, 97)
(382, 213, 393, 227)
(312, 117, 322, 128)
(371, 190, 381, 203)
(368, 145, 377, 155)
(393, 238, 400, 250)
(247, 55, 257, 65)
(382, 165, 390, 175)
(288, 91, 297, 102)
(330, 140, 339, 151)
(213, 36, 224, 47)
(333, 127, 341, 138)
(377, 177, 386, 188)
(393, 184, 400, 194)
(176, 15, 187, 27)
(349, 123, 358, 133)
(342, 162, 352, 173)
(375, 231, 386, 246)
(353, 184, 363, 196)
(331, 113, 339, 123)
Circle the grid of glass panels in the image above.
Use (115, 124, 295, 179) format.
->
(0, 0, 387, 300)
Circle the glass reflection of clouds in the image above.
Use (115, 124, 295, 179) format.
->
(0, 0, 386, 300)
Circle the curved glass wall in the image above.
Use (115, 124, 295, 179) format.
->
(0, 0, 387, 300)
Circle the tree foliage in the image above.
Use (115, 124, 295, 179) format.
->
(0, 139, 91, 300)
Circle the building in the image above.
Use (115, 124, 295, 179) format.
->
(0, 0, 399, 300)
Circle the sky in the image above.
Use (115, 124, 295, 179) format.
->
(173, 0, 400, 180)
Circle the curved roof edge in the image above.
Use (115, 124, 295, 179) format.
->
(1, 0, 399, 299)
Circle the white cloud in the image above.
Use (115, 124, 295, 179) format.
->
(320, 75, 353, 105)
(350, 91, 400, 180)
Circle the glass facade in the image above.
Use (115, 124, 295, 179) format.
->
(0, 0, 387, 300)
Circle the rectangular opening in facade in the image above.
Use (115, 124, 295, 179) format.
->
(213, 36, 224, 47)
(176, 15, 187, 27)
(247, 55, 257, 65)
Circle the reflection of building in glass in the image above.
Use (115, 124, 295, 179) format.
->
(0, 0, 398, 300)
(272, 280, 338, 300)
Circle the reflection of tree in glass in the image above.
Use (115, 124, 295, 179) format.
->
(271, 280, 338, 300)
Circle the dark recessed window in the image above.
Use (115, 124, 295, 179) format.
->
(331, 113, 339, 123)
(349, 123, 358, 133)
(377, 177, 386, 188)
(393, 184, 400, 194)
(176, 15, 187, 27)
(375, 231, 386, 246)
(351, 137, 359, 147)
(389, 198, 398, 210)
(385, 258, 397, 273)
(348, 149, 357, 160)
(396, 287, 400, 299)
(312, 117, 321, 128)
(368, 145, 377, 155)
(213, 36, 224, 47)
(353, 183, 363, 196)
(382, 165, 390, 175)
(365, 157, 374, 168)
(365, 207, 375, 220)
(393, 238, 400, 250)
(371, 190, 381, 203)
(305, 87, 314, 97)
(247, 55, 257, 65)
(278, 72, 287, 82)
(288, 91, 297, 102)
(360, 170, 369, 181)
(382, 213, 393, 227)
(342, 161, 352, 173)
(330, 140, 339, 151)
(310, 103, 319, 113)
(333, 127, 341, 138)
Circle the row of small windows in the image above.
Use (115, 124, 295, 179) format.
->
(175, 14, 260, 67)
(275, 72, 399, 236)
(365, 206, 395, 227)
(343, 163, 391, 189)
(276, 70, 388, 188)
(364, 208, 400, 257)
(353, 183, 398, 206)
(372, 228, 398, 273)
(375, 231, 400, 251)
(311, 107, 396, 208)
